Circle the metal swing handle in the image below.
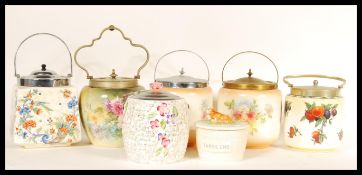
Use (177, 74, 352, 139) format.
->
(283, 74, 346, 89)
(221, 51, 279, 84)
(153, 49, 210, 83)
(14, 33, 73, 78)
(74, 25, 149, 79)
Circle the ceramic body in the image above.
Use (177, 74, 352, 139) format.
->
(196, 122, 248, 161)
(122, 97, 189, 163)
(284, 95, 344, 151)
(217, 88, 282, 148)
(14, 86, 81, 148)
(160, 87, 213, 147)
(79, 85, 144, 147)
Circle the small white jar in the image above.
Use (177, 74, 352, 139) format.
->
(196, 120, 248, 161)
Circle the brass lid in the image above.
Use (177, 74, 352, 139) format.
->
(89, 69, 138, 89)
(284, 74, 346, 98)
(223, 69, 277, 90)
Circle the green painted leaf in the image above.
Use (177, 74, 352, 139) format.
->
(160, 120, 166, 129)
(315, 119, 322, 127)
(148, 112, 158, 119)
(172, 106, 178, 116)
(224, 100, 235, 109)
(300, 116, 306, 121)
(305, 102, 312, 110)
(332, 104, 338, 109)
(311, 102, 316, 108)
(155, 148, 162, 156)
(95, 107, 104, 113)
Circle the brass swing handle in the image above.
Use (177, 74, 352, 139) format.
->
(283, 74, 346, 89)
(221, 51, 279, 84)
(74, 25, 149, 79)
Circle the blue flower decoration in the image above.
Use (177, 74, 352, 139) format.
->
(67, 97, 78, 109)
(19, 107, 31, 116)
(41, 134, 49, 144)
(22, 132, 27, 139)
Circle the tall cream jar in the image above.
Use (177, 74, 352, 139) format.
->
(283, 75, 346, 151)
(154, 50, 213, 147)
(217, 51, 282, 148)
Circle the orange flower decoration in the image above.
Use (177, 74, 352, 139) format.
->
(26, 92, 32, 98)
(58, 127, 68, 134)
(71, 123, 77, 128)
(36, 108, 42, 115)
(66, 114, 77, 122)
(63, 90, 71, 98)
(16, 106, 21, 111)
(22, 120, 36, 129)
(50, 128, 55, 134)
(311, 106, 324, 118)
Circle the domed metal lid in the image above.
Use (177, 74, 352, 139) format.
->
(223, 69, 277, 90)
(156, 68, 208, 88)
(284, 74, 346, 98)
(18, 64, 69, 87)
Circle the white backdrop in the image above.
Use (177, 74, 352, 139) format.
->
(5, 5, 357, 169)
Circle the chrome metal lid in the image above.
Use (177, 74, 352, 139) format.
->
(154, 50, 210, 88)
(129, 90, 182, 101)
(18, 64, 69, 87)
(283, 74, 346, 98)
(156, 68, 208, 88)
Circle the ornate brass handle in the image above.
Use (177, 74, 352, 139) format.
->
(283, 74, 346, 89)
(74, 25, 149, 79)
(153, 49, 210, 83)
(14, 33, 73, 78)
(221, 51, 279, 84)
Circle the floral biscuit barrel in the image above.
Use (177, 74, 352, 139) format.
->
(283, 75, 346, 151)
(217, 51, 282, 148)
(154, 50, 213, 147)
(122, 83, 189, 163)
(13, 33, 81, 148)
(74, 25, 149, 147)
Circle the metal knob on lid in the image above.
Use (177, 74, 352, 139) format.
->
(14, 33, 72, 87)
(154, 50, 210, 88)
(74, 25, 149, 89)
(283, 74, 346, 98)
(221, 51, 279, 90)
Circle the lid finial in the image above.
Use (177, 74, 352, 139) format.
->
(247, 69, 253, 77)
(313, 80, 318, 86)
(110, 69, 118, 79)
(179, 67, 185, 75)
(41, 64, 46, 71)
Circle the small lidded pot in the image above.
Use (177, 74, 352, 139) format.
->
(122, 83, 189, 163)
(13, 33, 81, 148)
(154, 50, 213, 147)
(283, 75, 346, 151)
(217, 51, 282, 148)
(74, 25, 149, 147)
(196, 110, 248, 161)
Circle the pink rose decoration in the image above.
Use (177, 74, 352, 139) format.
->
(104, 99, 112, 112)
(161, 137, 170, 148)
(150, 119, 160, 129)
(157, 103, 169, 116)
(150, 82, 163, 90)
(111, 100, 123, 117)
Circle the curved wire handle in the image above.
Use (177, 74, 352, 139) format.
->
(74, 25, 149, 79)
(283, 74, 346, 89)
(153, 49, 210, 83)
(221, 51, 279, 84)
(14, 33, 73, 78)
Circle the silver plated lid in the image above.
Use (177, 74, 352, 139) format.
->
(14, 33, 73, 87)
(154, 50, 210, 88)
(156, 68, 208, 88)
(129, 90, 182, 101)
(18, 64, 70, 87)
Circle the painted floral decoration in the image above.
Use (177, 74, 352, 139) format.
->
(148, 102, 178, 157)
(224, 99, 273, 135)
(300, 102, 338, 144)
(284, 101, 292, 117)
